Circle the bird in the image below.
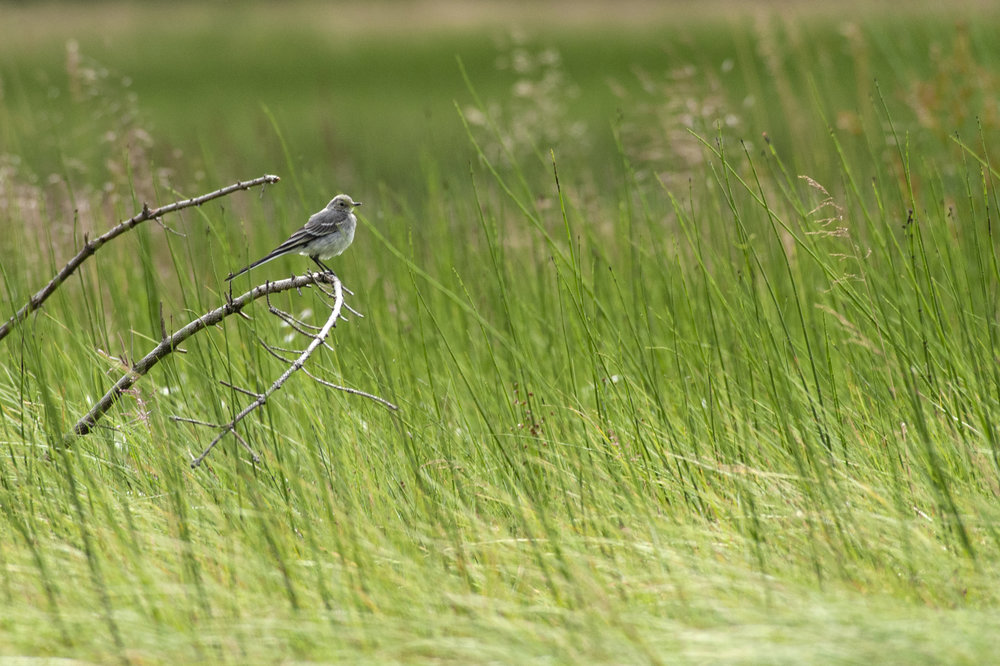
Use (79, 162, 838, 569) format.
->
(226, 194, 362, 281)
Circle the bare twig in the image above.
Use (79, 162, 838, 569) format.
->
(230, 430, 261, 463)
(302, 367, 399, 411)
(70, 272, 334, 437)
(260, 341, 307, 357)
(343, 302, 365, 319)
(169, 416, 260, 463)
(153, 217, 187, 237)
(312, 279, 338, 300)
(259, 340, 301, 364)
(190, 276, 346, 468)
(269, 304, 323, 334)
(169, 415, 220, 428)
(218, 380, 264, 399)
(314, 279, 360, 315)
(266, 293, 337, 353)
(0, 174, 281, 344)
(260, 341, 302, 364)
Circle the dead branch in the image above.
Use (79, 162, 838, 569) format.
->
(0, 174, 280, 344)
(302, 367, 399, 411)
(217, 380, 263, 399)
(70, 272, 332, 438)
(190, 276, 346, 468)
(230, 430, 261, 463)
(259, 340, 300, 364)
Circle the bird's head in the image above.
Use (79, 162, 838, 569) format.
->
(328, 194, 362, 210)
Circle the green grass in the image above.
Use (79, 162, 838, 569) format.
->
(2, 2, 1000, 663)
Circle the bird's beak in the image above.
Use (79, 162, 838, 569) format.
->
(354, 201, 363, 206)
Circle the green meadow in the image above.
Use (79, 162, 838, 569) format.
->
(2, 2, 1000, 662)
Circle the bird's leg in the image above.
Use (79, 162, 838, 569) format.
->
(312, 257, 337, 277)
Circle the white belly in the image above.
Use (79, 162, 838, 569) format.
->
(299, 217, 356, 260)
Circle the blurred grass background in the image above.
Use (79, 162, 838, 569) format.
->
(2, 1, 1000, 663)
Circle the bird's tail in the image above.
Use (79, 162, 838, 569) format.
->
(225, 250, 284, 281)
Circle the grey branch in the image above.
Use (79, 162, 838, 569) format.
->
(190, 276, 346, 468)
(70, 272, 332, 438)
(302, 367, 399, 411)
(0, 174, 281, 344)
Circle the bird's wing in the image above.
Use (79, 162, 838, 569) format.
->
(303, 208, 349, 236)
(266, 208, 346, 255)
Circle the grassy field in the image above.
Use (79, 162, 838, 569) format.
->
(2, 2, 1000, 663)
